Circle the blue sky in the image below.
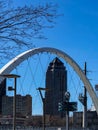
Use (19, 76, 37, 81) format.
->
(6, 0, 98, 114)
(13, 0, 98, 86)
(12, 0, 98, 60)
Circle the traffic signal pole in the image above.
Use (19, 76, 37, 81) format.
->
(66, 110, 69, 130)
(58, 92, 77, 130)
(65, 92, 70, 130)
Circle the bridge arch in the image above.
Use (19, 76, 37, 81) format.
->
(0, 47, 98, 114)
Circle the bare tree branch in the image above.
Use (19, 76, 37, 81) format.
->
(0, 0, 58, 62)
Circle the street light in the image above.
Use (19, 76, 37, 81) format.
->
(37, 87, 48, 130)
(0, 74, 20, 130)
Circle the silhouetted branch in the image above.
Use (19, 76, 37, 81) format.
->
(0, 0, 58, 61)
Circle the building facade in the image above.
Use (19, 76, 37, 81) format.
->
(45, 57, 67, 116)
(73, 111, 98, 129)
(2, 94, 32, 117)
(0, 79, 6, 115)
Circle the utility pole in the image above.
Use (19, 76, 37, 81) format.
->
(83, 62, 87, 128)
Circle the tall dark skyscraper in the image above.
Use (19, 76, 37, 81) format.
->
(0, 79, 6, 114)
(45, 57, 67, 116)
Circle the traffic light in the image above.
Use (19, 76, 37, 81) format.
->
(64, 91, 70, 102)
(58, 102, 63, 112)
(78, 93, 85, 105)
(67, 102, 77, 111)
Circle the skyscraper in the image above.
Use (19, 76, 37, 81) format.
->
(0, 79, 6, 114)
(45, 57, 67, 116)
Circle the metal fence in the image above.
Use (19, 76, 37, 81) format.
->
(0, 126, 97, 130)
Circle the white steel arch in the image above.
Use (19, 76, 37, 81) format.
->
(0, 47, 98, 114)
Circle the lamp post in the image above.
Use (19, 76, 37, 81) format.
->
(37, 87, 48, 130)
(0, 74, 20, 130)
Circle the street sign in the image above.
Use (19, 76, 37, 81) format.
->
(58, 101, 77, 112)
